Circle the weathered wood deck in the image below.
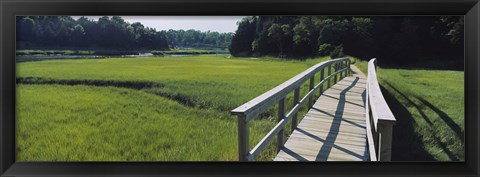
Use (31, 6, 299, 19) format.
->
(274, 66, 368, 161)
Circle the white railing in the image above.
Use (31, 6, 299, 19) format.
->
(365, 58, 396, 161)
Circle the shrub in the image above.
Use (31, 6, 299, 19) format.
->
(329, 45, 345, 59)
(318, 43, 335, 57)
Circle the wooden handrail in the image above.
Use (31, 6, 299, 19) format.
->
(231, 57, 351, 161)
(366, 58, 396, 161)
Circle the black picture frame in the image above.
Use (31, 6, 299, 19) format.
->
(1, 0, 479, 176)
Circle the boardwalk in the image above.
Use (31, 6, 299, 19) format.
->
(274, 66, 368, 161)
(233, 58, 394, 161)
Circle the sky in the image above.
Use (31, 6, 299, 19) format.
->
(72, 16, 246, 33)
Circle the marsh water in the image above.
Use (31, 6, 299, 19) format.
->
(16, 52, 228, 62)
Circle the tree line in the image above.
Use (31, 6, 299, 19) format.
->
(17, 16, 170, 50)
(164, 29, 233, 49)
(16, 16, 233, 51)
(229, 16, 464, 69)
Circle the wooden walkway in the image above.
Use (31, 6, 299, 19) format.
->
(274, 66, 368, 161)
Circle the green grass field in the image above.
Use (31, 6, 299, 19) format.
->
(355, 60, 464, 161)
(16, 55, 333, 161)
(17, 55, 463, 161)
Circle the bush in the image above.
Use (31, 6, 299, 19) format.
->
(329, 45, 345, 59)
(318, 44, 335, 57)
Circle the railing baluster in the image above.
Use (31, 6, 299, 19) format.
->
(334, 63, 338, 84)
(319, 68, 325, 95)
(292, 88, 300, 131)
(308, 75, 315, 108)
(277, 98, 286, 153)
(327, 64, 332, 88)
(237, 114, 249, 161)
(346, 59, 350, 76)
(340, 62, 344, 79)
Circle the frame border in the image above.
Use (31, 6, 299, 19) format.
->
(1, 0, 479, 176)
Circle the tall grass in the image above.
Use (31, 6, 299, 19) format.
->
(16, 56, 333, 161)
(17, 84, 278, 161)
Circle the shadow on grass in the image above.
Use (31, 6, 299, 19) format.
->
(382, 81, 461, 161)
(414, 96, 464, 143)
(16, 77, 204, 110)
(379, 83, 434, 161)
(17, 77, 164, 89)
(378, 60, 464, 71)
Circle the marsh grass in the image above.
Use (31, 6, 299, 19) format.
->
(17, 55, 335, 161)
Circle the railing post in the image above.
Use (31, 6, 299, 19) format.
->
(308, 75, 315, 108)
(277, 98, 286, 153)
(378, 122, 394, 161)
(340, 61, 344, 79)
(237, 114, 249, 161)
(346, 59, 351, 76)
(319, 68, 325, 95)
(334, 63, 338, 84)
(292, 88, 300, 131)
(327, 64, 332, 88)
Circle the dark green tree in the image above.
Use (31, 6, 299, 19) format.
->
(229, 17, 258, 57)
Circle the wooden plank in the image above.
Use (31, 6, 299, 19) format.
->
(296, 124, 367, 136)
(275, 151, 362, 161)
(320, 93, 365, 100)
(287, 131, 367, 146)
(296, 120, 366, 133)
(318, 96, 365, 103)
(284, 139, 367, 153)
(308, 106, 366, 115)
(275, 149, 357, 161)
(305, 117, 366, 126)
(294, 126, 367, 139)
(314, 102, 365, 110)
(313, 98, 364, 105)
(301, 112, 367, 121)
(300, 115, 366, 127)
(328, 88, 365, 94)
(298, 118, 366, 130)
(297, 123, 367, 135)
(305, 110, 365, 118)
(276, 143, 367, 161)
(275, 150, 364, 161)
(283, 138, 367, 154)
(310, 104, 365, 111)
